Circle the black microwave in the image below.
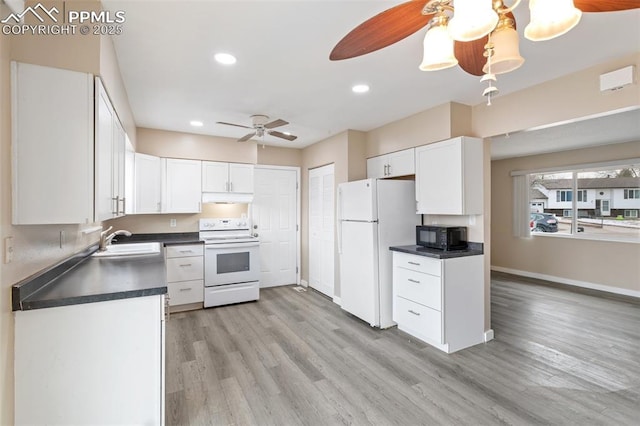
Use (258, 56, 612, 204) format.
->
(416, 225, 468, 251)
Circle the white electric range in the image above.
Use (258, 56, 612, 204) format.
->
(199, 218, 260, 307)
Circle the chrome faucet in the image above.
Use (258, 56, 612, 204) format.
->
(99, 226, 132, 251)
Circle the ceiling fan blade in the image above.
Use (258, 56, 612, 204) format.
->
(454, 37, 488, 77)
(237, 132, 256, 142)
(455, 11, 517, 77)
(268, 130, 298, 141)
(264, 118, 289, 129)
(574, 0, 640, 12)
(330, 0, 432, 60)
(216, 121, 253, 129)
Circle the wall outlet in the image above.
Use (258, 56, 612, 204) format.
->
(169, 219, 177, 227)
(4, 236, 14, 264)
(469, 215, 476, 226)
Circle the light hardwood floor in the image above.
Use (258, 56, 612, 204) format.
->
(166, 273, 640, 425)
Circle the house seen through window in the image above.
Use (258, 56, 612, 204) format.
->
(528, 166, 640, 242)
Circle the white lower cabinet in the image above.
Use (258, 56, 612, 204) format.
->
(392, 251, 484, 353)
(14, 295, 165, 425)
(166, 244, 204, 310)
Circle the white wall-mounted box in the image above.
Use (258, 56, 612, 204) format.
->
(600, 66, 635, 92)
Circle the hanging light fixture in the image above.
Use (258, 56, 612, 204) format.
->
(419, 12, 458, 71)
(525, 0, 582, 41)
(448, 0, 499, 42)
(482, 13, 524, 75)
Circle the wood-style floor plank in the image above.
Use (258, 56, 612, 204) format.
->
(166, 273, 640, 425)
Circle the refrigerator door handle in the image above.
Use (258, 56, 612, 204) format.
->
(337, 188, 343, 254)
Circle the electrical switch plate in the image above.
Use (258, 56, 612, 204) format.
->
(4, 236, 14, 264)
(170, 219, 177, 227)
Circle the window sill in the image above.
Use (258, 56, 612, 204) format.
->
(531, 231, 640, 244)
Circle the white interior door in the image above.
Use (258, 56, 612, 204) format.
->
(252, 167, 299, 287)
(309, 164, 335, 297)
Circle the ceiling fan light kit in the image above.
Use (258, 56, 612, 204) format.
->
(482, 16, 524, 75)
(420, 14, 458, 71)
(524, 0, 582, 41)
(447, 0, 500, 42)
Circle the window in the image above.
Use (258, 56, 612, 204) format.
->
(518, 162, 639, 242)
(625, 210, 638, 218)
(624, 189, 640, 199)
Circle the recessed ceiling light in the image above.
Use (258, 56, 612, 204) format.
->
(214, 53, 237, 65)
(352, 84, 370, 94)
(190, 120, 203, 127)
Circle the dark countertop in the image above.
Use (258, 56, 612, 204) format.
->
(113, 232, 202, 246)
(13, 244, 167, 311)
(390, 242, 484, 259)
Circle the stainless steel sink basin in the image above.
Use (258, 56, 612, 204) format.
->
(92, 242, 161, 258)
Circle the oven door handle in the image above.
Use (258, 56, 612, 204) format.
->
(205, 242, 260, 250)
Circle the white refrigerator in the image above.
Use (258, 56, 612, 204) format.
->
(338, 178, 419, 328)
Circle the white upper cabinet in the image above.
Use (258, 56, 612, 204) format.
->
(11, 62, 94, 225)
(95, 78, 126, 222)
(163, 158, 202, 213)
(202, 161, 254, 193)
(367, 148, 415, 179)
(134, 153, 162, 214)
(415, 137, 483, 215)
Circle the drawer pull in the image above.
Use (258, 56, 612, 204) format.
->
(408, 309, 421, 316)
(408, 278, 420, 284)
(179, 264, 192, 267)
(179, 250, 194, 254)
(408, 261, 421, 266)
(179, 288, 192, 292)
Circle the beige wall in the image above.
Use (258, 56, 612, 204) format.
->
(256, 145, 302, 167)
(473, 53, 640, 138)
(365, 102, 474, 157)
(137, 127, 257, 164)
(492, 141, 640, 292)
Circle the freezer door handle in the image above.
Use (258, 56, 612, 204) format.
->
(337, 188, 343, 254)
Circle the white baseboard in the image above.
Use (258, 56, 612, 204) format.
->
(484, 329, 494, 342)
(300, 279, 308, 288)
(332, 296, 342, 306)
(491, 266, 640, 298)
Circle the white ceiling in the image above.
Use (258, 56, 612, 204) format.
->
(102, 0, 640, 157)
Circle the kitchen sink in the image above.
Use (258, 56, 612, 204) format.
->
(92, 242, 161, 258)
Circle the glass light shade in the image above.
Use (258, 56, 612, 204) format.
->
(483, 27, 525, 74)
(448, 0, 499, 42)
(525, 0, 582, 41)
(419, 24, 458, 71)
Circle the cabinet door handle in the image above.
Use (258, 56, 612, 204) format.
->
(230, 182, 233, 192)
(408, 261, 421, 266)
(226, 182, 230, 192)
(179, 288, 192, 292)
(408, 279, 420, 284)
(179, 264, 192, 267)
(387, 164, 391, 176)
(112, 196, 119, 215)
(408, 310, 421, 316)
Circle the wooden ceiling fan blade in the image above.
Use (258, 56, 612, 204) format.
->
(330, 0, 432, 60)
(264, 118, 288, 129)
(574, 0, 640, 12)
(455, 11, 517, 77)
(217, 121, 252, 129)
(268, 130, 298, 141)
(455, 37, 488, 77)
(238, 132, 256, 142)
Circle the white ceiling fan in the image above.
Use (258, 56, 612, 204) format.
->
(216, 114, 298, 142)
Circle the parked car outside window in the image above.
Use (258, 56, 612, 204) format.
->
(530, 213, 558, 233)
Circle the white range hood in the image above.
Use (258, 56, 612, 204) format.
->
(202, 192, 253, 204)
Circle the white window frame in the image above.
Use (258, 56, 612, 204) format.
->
(624, 209, 638, 218)
(511, 158, 640, 243)
(624, 189, 640, 199)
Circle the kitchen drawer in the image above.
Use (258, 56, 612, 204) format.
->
(394, 267, 441, 311)
(395, 296, 442, 344)
(166, 256, 203, 282)
(393, 252, 441, 276)
(165, 244, 203, 258)
(168, 280, 203, 305)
